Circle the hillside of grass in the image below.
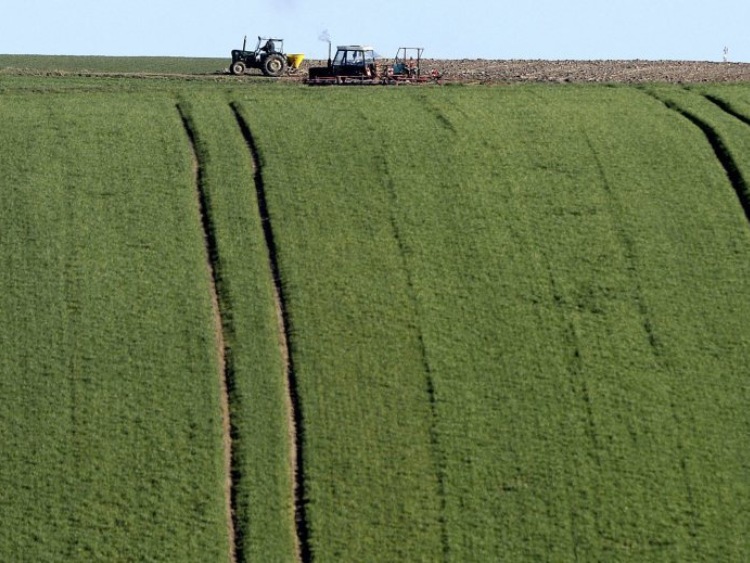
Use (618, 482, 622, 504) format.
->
(238, 84, 750, 560)
(0, 90, 231, 560)
(0, 75, 748, 561)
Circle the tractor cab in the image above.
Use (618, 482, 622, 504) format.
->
(259, 37, 282, 54)
(332, 46, 377, 76)
(308, 45, 378, 82)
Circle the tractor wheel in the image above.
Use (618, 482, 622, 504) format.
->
(231, 61, 246, 76)
(262, 54, 286, 77)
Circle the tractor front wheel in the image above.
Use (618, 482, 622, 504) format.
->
(262, 54, 286, 77)
(231, 61, 246, 75)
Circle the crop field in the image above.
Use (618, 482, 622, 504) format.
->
(0, 68, 749, 562)
(239, 85, 750, 560)
(0, 91, 231, 560)
(0, 54, 227, 75)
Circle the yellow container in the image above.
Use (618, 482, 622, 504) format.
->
(287, 54, 305, 69)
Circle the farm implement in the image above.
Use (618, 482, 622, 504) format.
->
(230, 36, 305, 77)
(383, 47, 440, 84)
(306, 46, 441, 85)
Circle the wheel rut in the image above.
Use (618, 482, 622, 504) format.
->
(645, 91, 750, 226)
(364, 108, 450, 559)
(675, 106, 750, 224)
(230, 102, 311, 563)
(702, 94, 750, 225)
(177, 104, 237, 563)
(584, 120, 701, 543)
(381, 165, 450, 562)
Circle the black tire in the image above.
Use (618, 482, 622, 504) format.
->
(231, 61, 246, 76)
(262, 54, 286, 77)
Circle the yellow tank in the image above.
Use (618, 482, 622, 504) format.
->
(286, 54, 305, 70)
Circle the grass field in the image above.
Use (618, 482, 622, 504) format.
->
(0, 54, 227, 75)
(237, 84, 750, 560)
(0, 70, 748, 561)
(0, 90, 231, 560)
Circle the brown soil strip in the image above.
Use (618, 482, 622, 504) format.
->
(230, 102, 310, 563)
(9, 60, 750, 85)
(177, 104, 237, 563)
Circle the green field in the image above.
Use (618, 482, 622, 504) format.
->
(0, 54, 227, 75)
(0, 90, 230, 560)
(0, 66, 748, 562)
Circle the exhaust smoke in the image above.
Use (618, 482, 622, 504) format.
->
(319, 30, 332, 66)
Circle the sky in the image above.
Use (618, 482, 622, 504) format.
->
(2, 0, 749, 62)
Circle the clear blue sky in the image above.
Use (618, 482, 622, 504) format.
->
(2, 0, 748, 62)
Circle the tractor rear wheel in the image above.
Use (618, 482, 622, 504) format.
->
(231, 61, 246, 75)
(262, 54, 286, 77)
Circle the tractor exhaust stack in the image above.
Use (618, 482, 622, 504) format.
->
(318, 30, 332, 68)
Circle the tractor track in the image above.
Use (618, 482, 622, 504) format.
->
(704, 94, 750, 128)
(584, 119, 702, 543)
(177, 104, 237, 563)
(674, 106, 750, 224)
(583, 132, 662, 354)
(229, 102, 311, 563)
(383, 167, 450, 562)
(647, 92, 750, 226)
(701, 94, 750, 225)
(364, 106, 450, 559)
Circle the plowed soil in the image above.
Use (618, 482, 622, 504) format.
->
(291, 59, 750, 84)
